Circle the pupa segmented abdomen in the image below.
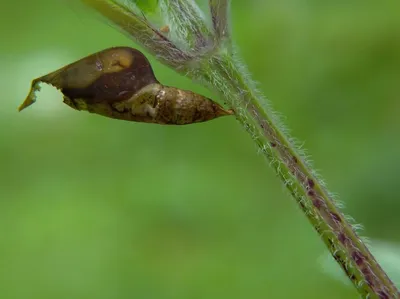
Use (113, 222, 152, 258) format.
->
(109, 83, 233, 125)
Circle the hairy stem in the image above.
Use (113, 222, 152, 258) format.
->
(80, 0, 191, 67)
(198, 53, 399, 298)
(209, 0, 230, 42)
(159, 0, 213, 51)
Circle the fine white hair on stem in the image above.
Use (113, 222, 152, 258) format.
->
(80, 0, 191, 67)
(159, 0, 213, 52)
(209, 0, 230, 41)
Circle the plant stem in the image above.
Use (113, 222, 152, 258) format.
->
(159, 0, 213, 51)
(198, 54, 399, 298)
(209, 0, 230, 42)
(80, 0, 192, 67)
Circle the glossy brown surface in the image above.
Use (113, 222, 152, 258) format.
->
(41, 47, 158, 104)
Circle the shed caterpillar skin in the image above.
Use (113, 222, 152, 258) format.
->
(18, 47, 233, 125)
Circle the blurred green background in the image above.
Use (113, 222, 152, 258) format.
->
(1, 0, 399, 298)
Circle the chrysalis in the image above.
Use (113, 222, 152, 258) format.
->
(18, 47, 233, 125)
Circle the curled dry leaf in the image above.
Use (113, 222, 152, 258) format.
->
(18, 47, 233, 125)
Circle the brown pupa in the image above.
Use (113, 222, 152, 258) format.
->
(18, 47, 233, 125)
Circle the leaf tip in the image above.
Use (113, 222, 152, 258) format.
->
(18, 81, 41, 112)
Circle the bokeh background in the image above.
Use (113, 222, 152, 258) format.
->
(1, 0, 399, 298)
